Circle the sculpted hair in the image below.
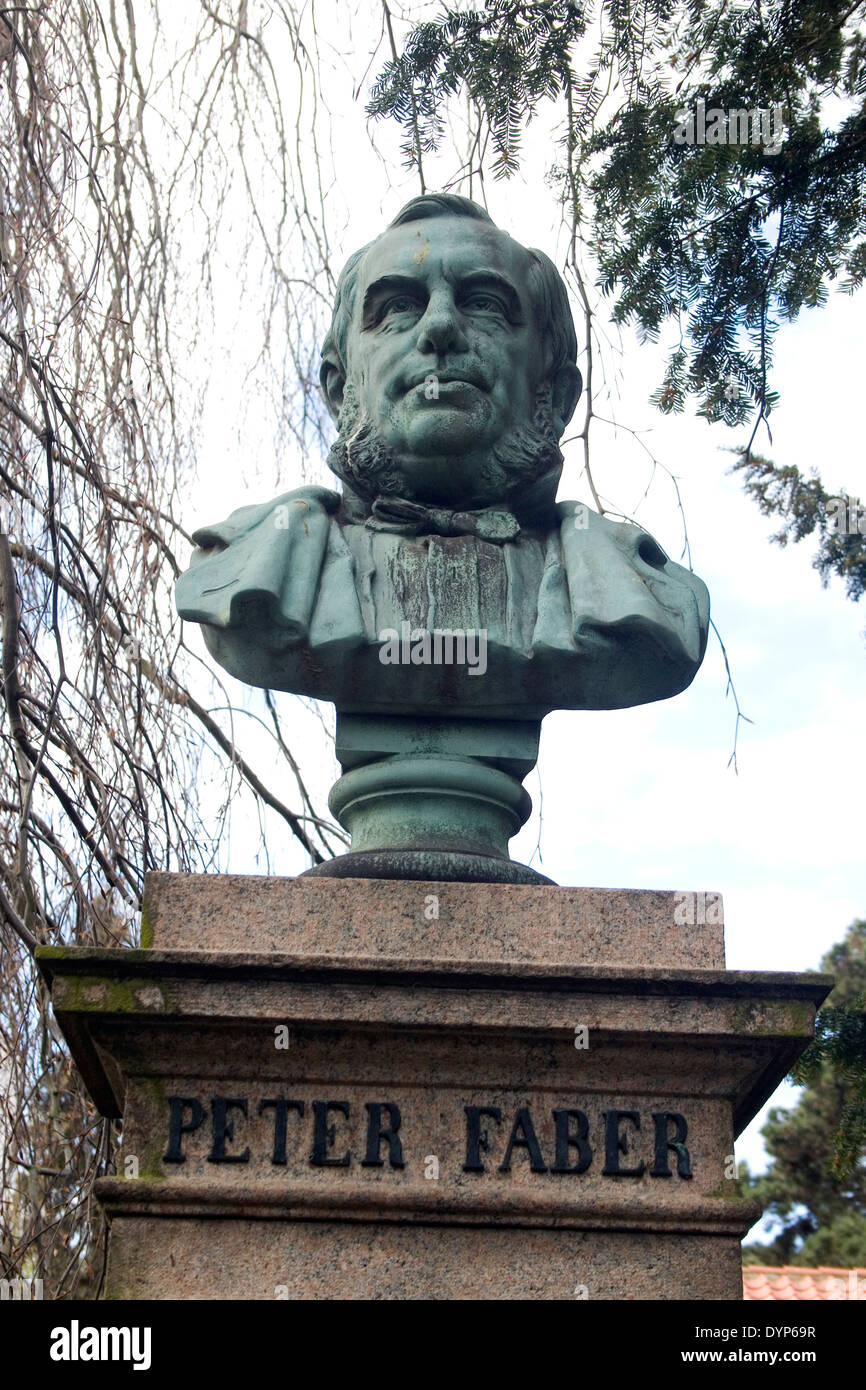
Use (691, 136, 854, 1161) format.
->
(320, 193, 578, 426)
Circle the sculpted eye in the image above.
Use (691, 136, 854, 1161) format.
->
(382, 294, 422, 318)
(464, 293, 506, 313)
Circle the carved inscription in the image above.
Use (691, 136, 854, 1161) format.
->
(163, 1098, 693, 1178)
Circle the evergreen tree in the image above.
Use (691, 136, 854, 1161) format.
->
(743, 919, 866, 1266)
(370, 1, 866, 598)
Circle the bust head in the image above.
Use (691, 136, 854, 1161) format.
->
(320, 195, 582, 520)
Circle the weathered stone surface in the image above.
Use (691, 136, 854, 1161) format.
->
(103, 1218, 744, 1301)
(37, 873, 830, 1301)
(140, 873, 726, 969)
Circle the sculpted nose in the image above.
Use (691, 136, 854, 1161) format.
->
(415, 294, 469, 355)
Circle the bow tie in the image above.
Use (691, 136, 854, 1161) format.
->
(366, 496, 520, 543)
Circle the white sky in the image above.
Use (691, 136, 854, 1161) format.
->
(170, 3, 865, 1231)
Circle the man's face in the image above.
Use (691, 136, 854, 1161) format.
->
(345, 217, 545, 506)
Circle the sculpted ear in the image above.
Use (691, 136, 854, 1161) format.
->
(551, 362, 582, 438)
(320, 355, 345, 424)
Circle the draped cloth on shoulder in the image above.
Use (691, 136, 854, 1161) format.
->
(175, 486, 364, 651)
(551, 501, 708, 668)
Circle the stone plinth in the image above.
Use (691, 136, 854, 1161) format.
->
(37, 875, 830, 1301)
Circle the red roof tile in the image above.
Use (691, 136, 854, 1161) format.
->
(743, 1267, 866, 1301)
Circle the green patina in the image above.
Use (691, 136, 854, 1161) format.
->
(174, 194, 711, 885)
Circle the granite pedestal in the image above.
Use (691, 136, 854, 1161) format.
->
(37, 875, 830, 1301)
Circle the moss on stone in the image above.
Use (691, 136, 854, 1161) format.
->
(139, 903, 154, 949)
(56, 974, 175, 1015)
(35, 944, 81, 961)
(731, 998, 815, 1037)
(130, 1075, 171, 1179)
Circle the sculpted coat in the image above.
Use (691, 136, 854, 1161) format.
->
(176, 194, 709, 723)
(176, 486, 708, 719)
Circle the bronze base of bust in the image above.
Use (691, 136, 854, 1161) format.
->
(301, 847, 553, 885)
